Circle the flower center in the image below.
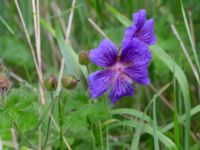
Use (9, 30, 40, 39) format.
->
(112, 63, 125, 74)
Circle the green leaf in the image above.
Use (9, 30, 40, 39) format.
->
(41, 20, 88, 82)
(40, 18, 55, 37)
(55, 25, 88, 80)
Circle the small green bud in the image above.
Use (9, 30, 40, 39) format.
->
(44, 75, 58, 91)
(79, 50, 90, 65)
(62, 75, 78, 90)
(0, 74, 10, 92)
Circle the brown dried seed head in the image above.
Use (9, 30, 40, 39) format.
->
(0, 75, 10, 91)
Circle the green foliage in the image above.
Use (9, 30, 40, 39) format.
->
(66, 102, 110, 138)
(0, 88, 37, 141)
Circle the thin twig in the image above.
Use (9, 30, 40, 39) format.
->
(14, 0, 45, 104)
(11, 128, 19, 150)
(56, 0, 76, 96)
(188, 10, 195, 44)
(0, 138, 2, 150)
(56, 59, 65, 96)
(51, 0, 67, 33)
(32, 0, 46, 105)
(171, 24, 200, 84)
(0, 60, 36, 91)
(180, 2, 200, 74)
(65, 0, 76, 44)
(52, 1, 76, 150)
(149, 84, 174, 111)
(88, 18, 109, 39)
(9, 72, 36, 91)
(31, 1, 45, 149)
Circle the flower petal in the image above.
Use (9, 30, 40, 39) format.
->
(90, 39, 118, 67)
(88, 70, 113, 99)
(123, 26, 137, 41)
(120, 39, 152, 66)
(123, 10, 156, 45)
(109, 77, 133, 103)
(136, 19, 156, 45)
(124, 65, 150, 85)
(133, 9, 146, 28)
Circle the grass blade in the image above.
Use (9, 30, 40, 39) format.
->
(179, 0, 200, 74)
(153, 96, 159, 150)
(151, 45, 191, 149)
(162, 104, 200, 132)
(111, 120, 177, 150)
(0, 16, 15, 35)
(111, 82, 171, 150)
(173, 67, 181, 149)
(106, 3, 132, 27)
(110, 109, 152, 123)
(170, 24, 200, 84)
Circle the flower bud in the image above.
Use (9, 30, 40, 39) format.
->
(62, 75, 78, 90)
(0, 74, 10, 92)
(79, 50, 90, 65)
(44, 75, 58, 91)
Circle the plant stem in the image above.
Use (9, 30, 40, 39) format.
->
(86, 65, 90, 74)
(43, 91, 55, 148)
(98, 122, 104, 150)
(43, 115, 51, 148)
(58, 99, 63, 150)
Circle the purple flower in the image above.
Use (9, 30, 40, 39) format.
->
(123, 9, 156, 45)
(88, 39, 152, 103)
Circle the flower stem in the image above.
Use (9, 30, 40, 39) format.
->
(86, 64, 90, 74)
(98, 122, 104, 150)
(43, 115, 51, 147)
(58, 98, 63, 150)
(43, 91, 55, 148)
